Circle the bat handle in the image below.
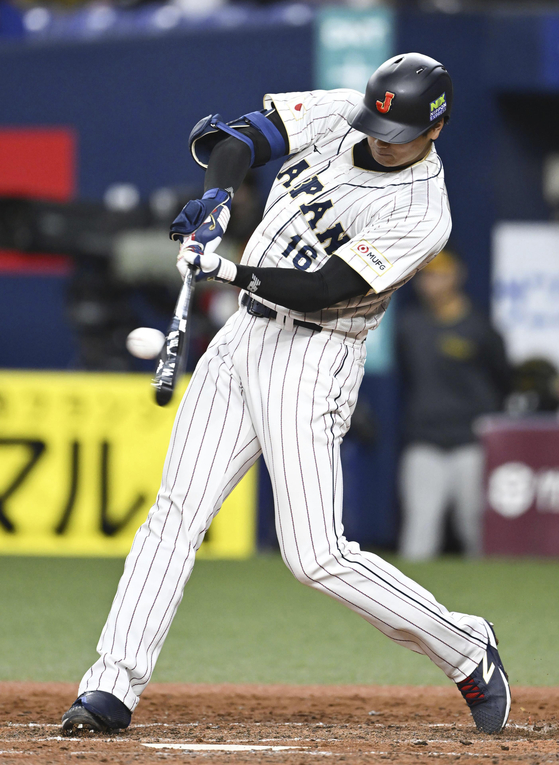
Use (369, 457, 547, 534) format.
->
(177, 236, 202, 285)
(176, 265, 195, 317)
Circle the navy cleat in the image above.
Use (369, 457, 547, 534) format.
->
(457, 622, 511, 734)
(62, 691, 131, 734)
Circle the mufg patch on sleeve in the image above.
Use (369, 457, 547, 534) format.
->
(351, 240, 393, 276)
(430, 93, 447, 121)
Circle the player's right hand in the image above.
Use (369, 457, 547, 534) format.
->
(177, 238, 237, 284)
(169, 187, 232, 245)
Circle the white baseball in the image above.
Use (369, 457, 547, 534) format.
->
(126, 327, 165, 359)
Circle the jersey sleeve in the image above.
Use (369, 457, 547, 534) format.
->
(334, 192, 452, 294)
(263, 89, 362, 155)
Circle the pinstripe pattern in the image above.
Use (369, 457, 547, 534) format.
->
(80, 312, 489, 712)
(78, 89, 489, 714)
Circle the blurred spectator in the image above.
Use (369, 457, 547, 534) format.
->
(396, 248, 511, 560)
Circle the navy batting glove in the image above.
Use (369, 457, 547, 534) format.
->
(169, 188, 232, 243)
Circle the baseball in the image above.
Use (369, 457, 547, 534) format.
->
(126, 327, 165, 359)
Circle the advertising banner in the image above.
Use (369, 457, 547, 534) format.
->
(492, 222, 559, 368)
(0, 372, 256, 558)
(315, 6, 394, 94)
(478, 415, 559, 556)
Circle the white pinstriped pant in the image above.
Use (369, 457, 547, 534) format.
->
(80, 308, 489, 712)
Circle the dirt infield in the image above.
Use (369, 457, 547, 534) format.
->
(0, 683, 558, 764)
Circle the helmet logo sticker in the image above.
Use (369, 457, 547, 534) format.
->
(430, 93, 447, 121)
(376, 92, 395, 114)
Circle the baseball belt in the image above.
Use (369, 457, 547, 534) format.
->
(241, 294, 322, 333)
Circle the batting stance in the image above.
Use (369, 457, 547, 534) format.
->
(63, 53, 510, 735)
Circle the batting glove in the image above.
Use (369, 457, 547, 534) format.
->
(171, 187, 235, 283)
(177, 237, 237, 283)
(170, 187, 232, 246)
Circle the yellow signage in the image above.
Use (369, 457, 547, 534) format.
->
(0, 372, 256, 558)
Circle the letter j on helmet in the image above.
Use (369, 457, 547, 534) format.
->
(376, 92, 395, 114)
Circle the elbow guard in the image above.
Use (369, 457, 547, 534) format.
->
(189, 110, 286, 169)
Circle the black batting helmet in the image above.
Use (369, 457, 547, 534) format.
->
(347, 52, 452, 144)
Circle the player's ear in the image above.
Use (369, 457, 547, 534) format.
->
(428, 119, 444, 141)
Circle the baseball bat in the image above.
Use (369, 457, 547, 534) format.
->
(152, 261, 196, 407)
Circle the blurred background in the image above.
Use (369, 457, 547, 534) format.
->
(1, 0, 559, 564)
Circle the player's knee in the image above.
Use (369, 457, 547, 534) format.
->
(281, 549, 336, 588)
(283, 534, 366, 587)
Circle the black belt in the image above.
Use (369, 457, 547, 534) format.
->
(242, 294, 322, 333)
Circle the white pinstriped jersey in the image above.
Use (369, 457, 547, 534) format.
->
(240, 88, 452, 336)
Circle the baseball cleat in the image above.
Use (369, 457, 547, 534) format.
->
(457, 622, 511, 734)
(62, 690, 131, 734)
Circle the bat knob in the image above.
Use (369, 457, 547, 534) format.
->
(154, 383, 173, 407)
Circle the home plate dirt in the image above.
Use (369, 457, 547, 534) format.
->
(0, 682, 558, 764)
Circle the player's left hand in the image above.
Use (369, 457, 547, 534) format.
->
(170, 187, 232, 247)
(177, 238, 237, 283)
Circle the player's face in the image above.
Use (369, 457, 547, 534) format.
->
(366, 121, 444, 167)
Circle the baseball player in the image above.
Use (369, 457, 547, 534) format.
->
(62, 53, 510, 736)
